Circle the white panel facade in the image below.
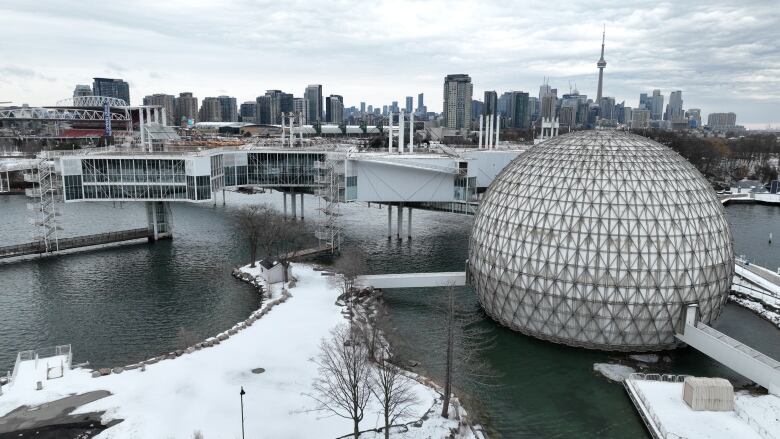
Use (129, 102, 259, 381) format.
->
(353, 161, 456, 202)
(468, 130, 734, 351)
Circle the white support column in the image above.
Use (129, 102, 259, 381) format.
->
(388, 116, 393, 153)
(300, 193, 304, 220)
(407, 207, 412, 239)
(283, 192, 288, 219)
(387, 205, 392, 239)
(155, 108, 161, 124)
(396, 204, 403, 239)
(487, 113, 493, 149)
(398, 110, 405, 154)
(478, 115, 484, 149)
(139, 108, 146, 150)
(161, 108, 167, 127)
(289, 114, 293, 148)
(494, 114, 499, 148)
(409, 112, 414, 153)
(298, 112, 303, 145)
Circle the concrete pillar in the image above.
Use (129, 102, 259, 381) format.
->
(478, 115, 484, 149)
(409, 112, 414, 153)
(388, 117, 392, 153)
(396, 203, 403, 239)
(291, 189, 297, 220)
(161, 108, 167, 127)
(399, 111, 405, 154)
(299, 112, 304, 145)
(495, 114, 499, 147)
(300, 193, 304, 220)
(387, 204, 392, 239)
(281, 115, 286, 145)
(407, 207, 412, 239)
(283, 192, 287, 219)
(487, 113, 493, 150)
(289, 114, 294, 148)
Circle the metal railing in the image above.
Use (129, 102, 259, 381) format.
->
(9, 344, 71, 386)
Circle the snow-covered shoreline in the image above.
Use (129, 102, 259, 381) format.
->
(0, 263, 484, 438)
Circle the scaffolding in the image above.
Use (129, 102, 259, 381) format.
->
(314, 153, 344, 252)
(25, 157, 60, 253)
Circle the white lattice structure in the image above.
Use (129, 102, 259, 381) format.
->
(56, 96, 129, 107)
(0, 107, 129, 121)
(468, 130, 734, 351)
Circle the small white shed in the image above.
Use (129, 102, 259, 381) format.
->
(682, 377, 734, 411)
(256, 260, 286, 284)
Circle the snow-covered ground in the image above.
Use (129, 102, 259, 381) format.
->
(0, 264, 478, 438)
(627, 379, 780, 439)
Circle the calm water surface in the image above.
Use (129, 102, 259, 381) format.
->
(1, 193, 779, 438)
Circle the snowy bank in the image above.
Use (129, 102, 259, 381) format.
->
(0, 264, 479, 438)
(593, 363, 636, 382)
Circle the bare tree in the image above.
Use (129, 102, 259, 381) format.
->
(234, 203, 309, 280)
(309, 323, 373, 437)
(234, 204, 276, 268)
(434, 284, 499, 418)
(332, 247, 369, 298)
(371, 349, 418, 439)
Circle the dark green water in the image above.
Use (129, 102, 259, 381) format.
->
(1, 193, 779, 438)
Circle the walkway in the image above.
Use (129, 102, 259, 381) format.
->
(0, 228, 152, 260)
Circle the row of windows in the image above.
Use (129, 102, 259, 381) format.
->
(81, 159, 186, 183)
(73, 184, 189, 200)
(186, 175, 211, 200)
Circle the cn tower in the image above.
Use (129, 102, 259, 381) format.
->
(596, 27, 606, 101)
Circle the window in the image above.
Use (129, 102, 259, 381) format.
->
(63, 175, 83, 200)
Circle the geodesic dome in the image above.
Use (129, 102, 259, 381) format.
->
(468, 130, 734, 351)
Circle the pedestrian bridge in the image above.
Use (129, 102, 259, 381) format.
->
(356, 267, 780, 396)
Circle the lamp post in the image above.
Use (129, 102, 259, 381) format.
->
(240, 386, 246, 439)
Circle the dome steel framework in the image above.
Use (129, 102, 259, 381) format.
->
(468, 130, 734, 351)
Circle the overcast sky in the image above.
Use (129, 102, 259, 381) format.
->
(1, 0, 778, 128)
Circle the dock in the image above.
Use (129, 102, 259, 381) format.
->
(624, 373, 778, 439)
(0, 228, 154, 260)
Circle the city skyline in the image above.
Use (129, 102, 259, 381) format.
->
(1, 1, 779, 128)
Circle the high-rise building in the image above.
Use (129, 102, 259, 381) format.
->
(293, 98, 307, 123)
(599, 97, 616, 121)
(255, 96, 272, 125)
(73, 84, 92, 98)
(509, 91, 530, 129)
(707, 112, 737, 131)
(624, 107, 633, 126)
(405, 96, 413, 113)
(560, 105, 576, 129)
(528, 97, 540, 121)
(687, 108, 702, 128)
(367, 105, 373, 114)
(596, 28, 607, 102)
(665, 91, 684, 121)
(199, 97, 222, 122)
(639, 93, 651, 110)
(92, 77, 130, 104)
(239, 101, 257, 123)
(484, 91, 498, 116)
(304, 84, 322, 123)
(631, 109, 651, 129)
(540, 87, 557, 121)
(360, 102, 366, 114)
(442, 74, 473, 130)
(217, 96, 238, 122)
(142, 94, 176, 125)
(175, 92, 198, 126)
(382, 105, 388, 116)
(472, 100, 484, 119)
(265, 90, 293, 124)
(417, 93, 424, 113)
(651, 90, 664, 121)
(326, 95, 344, 124)
(391, 101, 399, 114)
